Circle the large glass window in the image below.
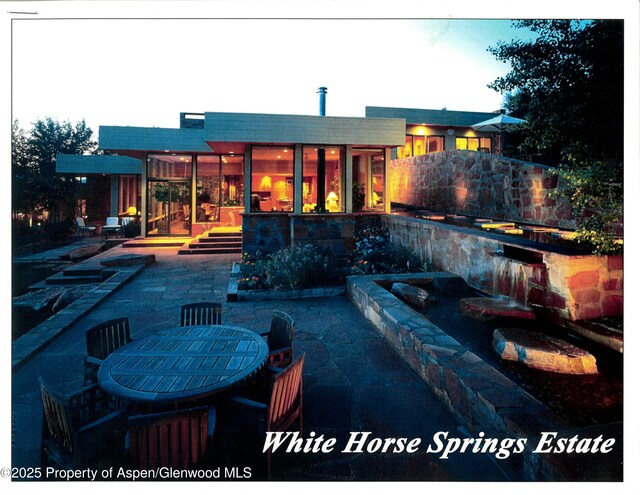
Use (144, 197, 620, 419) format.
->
(195, 154, 244, 222)
(119, 175, 141, 215)
(302, 146, 344, 213)
(456, 137, 492, 152)
(397, 135, 413, 158)
(221, 155, 244, 207)
(196, 156, 220, 222)
(398, 134, 445, 157)
(353, 149, 385, 211)
(250, 147, 294, 212)
(427, 136, 444, 153)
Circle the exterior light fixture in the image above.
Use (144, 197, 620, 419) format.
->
(447, 129, 455, 136)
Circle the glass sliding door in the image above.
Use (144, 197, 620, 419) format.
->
(196, 154, 244, 223)
(352, 149, 385, 211)
(147, 154, 192, 236)
(147, 180, 190, 236)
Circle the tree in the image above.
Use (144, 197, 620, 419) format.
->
(12, 118, 97, 221)
(489, 20, 623, 165)
(488, 20, 623, 255)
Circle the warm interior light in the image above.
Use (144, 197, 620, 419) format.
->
(259, 176, 272, 191)
(326, 191, 338, 202)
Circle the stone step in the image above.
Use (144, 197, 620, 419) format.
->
(493, 327, 598, 374)
(205, 231, 242, 238)
(62, 265, 104, 277)
(188, 241, 242, 249)
(43, 272, 103, 285)
(196, 237, 242, 244)
(178, 245, 242, 255)
(460, 297, 537, 321)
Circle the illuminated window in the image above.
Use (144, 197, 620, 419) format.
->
(456, 137, 492, 152)
(398, 134, 445, 157)
(303, 146, 344, 213)
(397, 135, 413, 159)
(427, 136, 444, 153)
(250, 147, 294, 212)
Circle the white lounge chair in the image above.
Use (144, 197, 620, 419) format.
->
(102, 217, 122, 239)
(76, 217, 97, 237)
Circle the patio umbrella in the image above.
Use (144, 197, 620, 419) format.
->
(471, 114, 527, 156)
(471, 114, 527, 132)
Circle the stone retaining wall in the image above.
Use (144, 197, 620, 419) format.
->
(388, 151, 576, 229)
(347, 272, 621, 481)
(242, 212, 380, 256)
(383, 215, 623, 321)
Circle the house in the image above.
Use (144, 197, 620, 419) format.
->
(56, 102, 503, 252)
(365, 106, 499, 157)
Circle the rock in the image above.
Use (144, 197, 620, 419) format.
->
(52, 285, 94, 313)
(59, 243, 105, 261)
(391, 282, 432, 308)
(492, 328, 598, 375)
(12, 287, 65, 312)
(100, 253, 156, 267)
(460, 297, 537, 321)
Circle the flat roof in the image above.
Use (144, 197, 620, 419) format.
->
(365, 106, 499, 127)
(56, 154, 142, 174)
(98, 111, 406, 154)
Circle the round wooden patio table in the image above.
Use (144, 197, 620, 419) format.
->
(97, 325, 268, 405)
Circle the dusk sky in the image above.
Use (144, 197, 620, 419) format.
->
(10, 17, 533, 136)
(5, 1, 618, 137)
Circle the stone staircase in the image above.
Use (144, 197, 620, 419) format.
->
(178, 230, 243, 255)
(29, 261, 116, 289)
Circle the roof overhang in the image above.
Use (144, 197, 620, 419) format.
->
(56, 154, 142, 175)
(365, 106, 499, 128)
(99, 126, 211, 154)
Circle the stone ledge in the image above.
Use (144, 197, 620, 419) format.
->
(12, 263, 148, 370)
(234, 285, 345, 301)
(493, 327, 598, 374)
(346, 272, 585, 481)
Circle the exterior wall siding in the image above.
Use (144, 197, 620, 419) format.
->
(204, 112, 406, 147)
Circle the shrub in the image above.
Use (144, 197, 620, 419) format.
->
(263, 244, 331, 290)
(122, 218, 141, 238)
(550, 161, 623, 255)
(350, 225, 423, 274)
(238, 245, 340, 291)
(237, 252, 270, 290)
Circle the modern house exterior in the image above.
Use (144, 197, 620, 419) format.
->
(56, 105, 503, 247)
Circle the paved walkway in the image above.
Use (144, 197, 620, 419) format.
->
(11, 243, 508, 482)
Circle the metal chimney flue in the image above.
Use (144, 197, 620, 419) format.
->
(317, 87, 327, 116)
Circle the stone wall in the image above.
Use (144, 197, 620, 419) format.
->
(347, 272, 622, 481)
(388, 151, 576, 229)
(383, 215, 623, 321)
(242, 212, 381, 256)
(290, 213, 380, 256)
(241, 213, 291, 255)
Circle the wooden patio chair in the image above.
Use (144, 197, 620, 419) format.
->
(126, 406, 216, 469)
(259, 310, 294, 367)
(180, 302, 223, 327)
(222, 353, 305, 478)
(84, 317, 132, 385)
(40, 378, 127, 469)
